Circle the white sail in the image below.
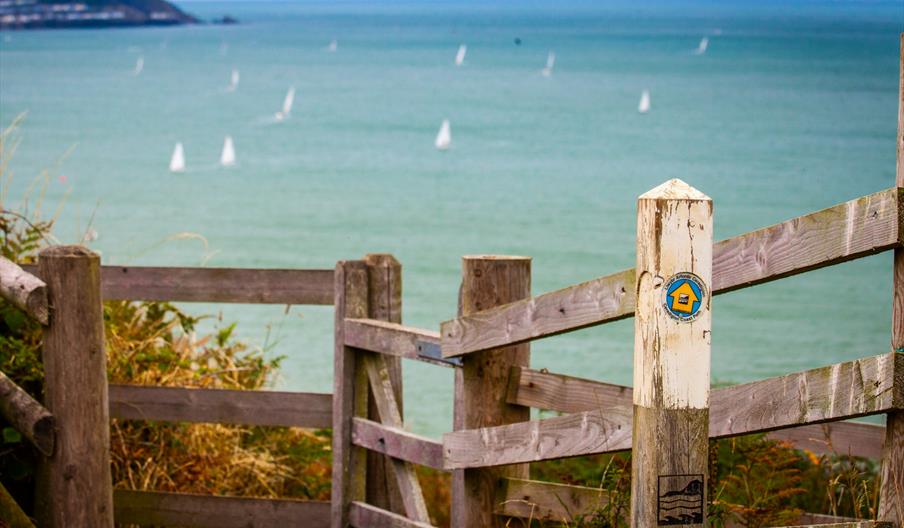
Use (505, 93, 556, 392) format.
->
(275, 87, 296, 121)
(133, 56, 144, 76)
(228, 68, 240, 91)
(455, 44, 467, 66)
(638, 90, 651, 113)
(695, 37, 709, 55)
(220, 136, 236, 167)
(541, 51, 555, 77)
(434, 119, 451, 150)
(328, 39, 338, 52)
(169, 142, 185, 172)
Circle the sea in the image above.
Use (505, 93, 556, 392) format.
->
(1, 0, 902, 436)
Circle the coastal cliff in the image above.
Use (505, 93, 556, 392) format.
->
(0, 0, 199, 30)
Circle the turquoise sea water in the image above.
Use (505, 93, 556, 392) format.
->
(1, 0, 902, 435)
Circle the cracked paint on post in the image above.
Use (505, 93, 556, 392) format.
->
(633, 179, 713, 410)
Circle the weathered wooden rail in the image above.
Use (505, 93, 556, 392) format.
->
(2, 32, 903, 528)
(18, 263, 335, 305)
(438, 186, 902, 359)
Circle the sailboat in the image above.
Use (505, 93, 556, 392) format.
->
(435, 119, 451, 150)
(327, 39, 338, 52)
(228, 68, 240, 91)
(133, 56, 144, 76)
(274, 87, 296, 121)
(169, 143, 185, 172)
(455, 44, 467, 66)
(541, 51, 556, 77)
(220, 136, 236, 167)
(694, 37, 709, 55)
(638, 90, 651, 114)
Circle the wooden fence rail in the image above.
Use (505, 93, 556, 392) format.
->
(0, 371, 54, 456)
(509, 368, 887, 459)
(0, 257, 48, 324)
(496, 478, 892, 527)
(343, 318, 456, 368)
(441, 187, 903, 359)
(444, 352, 903, 469)
(507, 366, 632, 413)
(113, 490, 330, 528)
(22, 264, 335, 305)
(108, 385, 332, 429)
(351, 417, 445, 470)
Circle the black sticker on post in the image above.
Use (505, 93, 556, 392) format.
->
(657, 474, 704, 525)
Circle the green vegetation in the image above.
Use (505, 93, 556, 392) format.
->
(522, 433, 880, 527)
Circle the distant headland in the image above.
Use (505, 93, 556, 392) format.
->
(0, 0, 211, 30)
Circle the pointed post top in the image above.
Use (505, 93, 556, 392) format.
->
(639, 178, 711, 201)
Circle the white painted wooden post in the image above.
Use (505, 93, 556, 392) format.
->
(630, 179, 712, 528)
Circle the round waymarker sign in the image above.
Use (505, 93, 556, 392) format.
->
(662, 272, 707, 322)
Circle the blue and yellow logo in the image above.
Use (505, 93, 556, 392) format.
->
(662, 272, 706, 322)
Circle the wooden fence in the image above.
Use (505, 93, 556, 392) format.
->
(333, 176, 902, 527)
(1, 33, 903, 528)
(0, 253, 352, 527)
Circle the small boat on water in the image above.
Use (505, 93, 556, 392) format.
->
(638, 90, 651, 114)
(435, 119, 451, 150)
(455, 44, 466, 66)
(133, 56, 144, 76)
(227, 68, 240, 91)
(274, 87, 296, 121)
(541, 51, 555, 77)
(328, 39, 338, 52)
(220, 136, 236, 167)
(169, 143, 185, 172)
(695, 37, 709, 55)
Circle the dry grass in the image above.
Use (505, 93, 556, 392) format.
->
(103, 300, 332, 501)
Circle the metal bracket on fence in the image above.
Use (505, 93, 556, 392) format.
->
(416, 340, 462, 367)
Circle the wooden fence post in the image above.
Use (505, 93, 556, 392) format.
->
(332, 260, 369, 528)
(630, 180, 712, 528)
(36, 245, 113, 527)
(451, 255, 531, 528)
(878, 32, 904, 527)
(363, 254, 405, 515)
